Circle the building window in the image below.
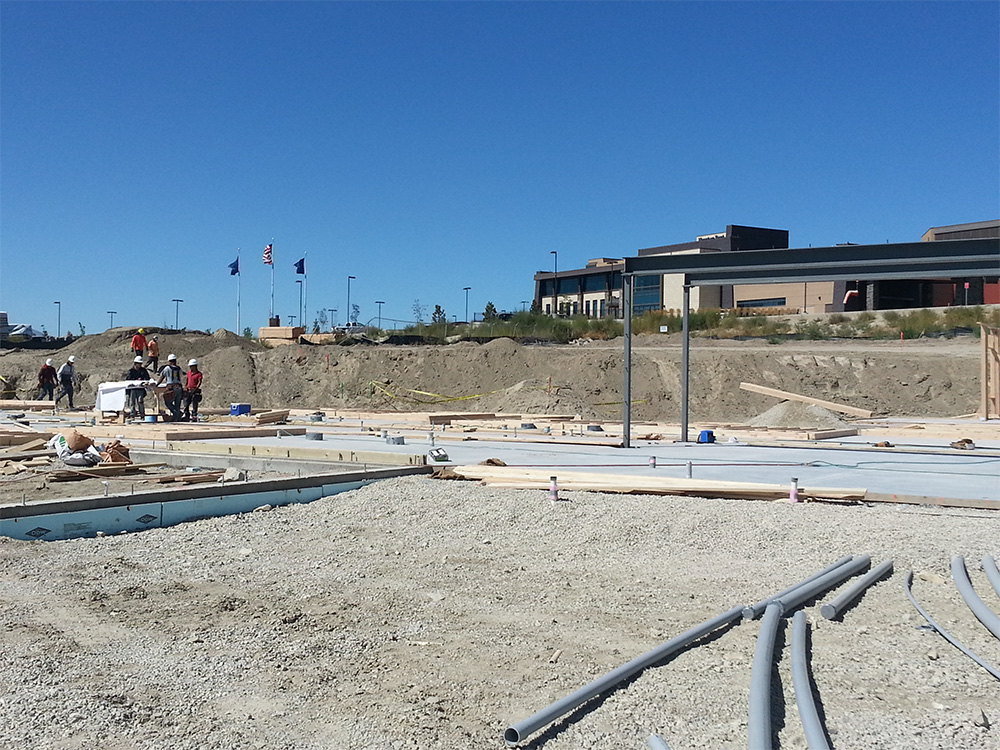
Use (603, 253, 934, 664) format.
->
(600, 299, 606, 317)
(633, 275, 662, 314)
(545, 303, 551, 314)
(737, 297, 786, 308)
(585, 300, 591, 317)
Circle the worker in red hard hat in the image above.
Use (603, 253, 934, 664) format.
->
(182, 359, 203, 422)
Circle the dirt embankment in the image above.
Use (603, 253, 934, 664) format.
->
(0, 329, 983, 422)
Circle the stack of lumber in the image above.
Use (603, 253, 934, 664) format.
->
(254, 410, 290, 426)
(436, 465, 867, 502)
(0, 438, 54, 475)
(47, 462, 167, 482)
(155, 470, 225, 485)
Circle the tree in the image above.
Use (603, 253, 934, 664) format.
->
(350, 304, 360, 324)
(483, 301, 498, 321)
(412, 299, 426, 323)
(78, 322, 86, 336)
(431, 305, 446, 324)
(242, 327, 253, 339)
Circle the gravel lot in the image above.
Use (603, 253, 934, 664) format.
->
(1, 475, 998, 749)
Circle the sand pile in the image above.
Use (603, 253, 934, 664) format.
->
(747, 401, 850, 429)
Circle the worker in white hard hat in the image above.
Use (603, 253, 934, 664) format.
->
(37, 357, 57, 401)
(130, 328, 147, 359)
(55, 355, 78, 408)
(124, 356, 152, 419)
(182, 358, 203, 422)
(156, 354, 184, 421)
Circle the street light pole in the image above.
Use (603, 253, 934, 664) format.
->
(375, 300, 385, 330)
(347, 276, 356, 324)
(463, 287, 471, 324)
(54, 301, 61, 338)
(296, 280, 303, 328)
(550, 251, 558, 315)
(107, 311, 117, 328)
(171, 299, 183, 330)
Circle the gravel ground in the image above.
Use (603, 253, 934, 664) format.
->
(1, 475, 998, 750)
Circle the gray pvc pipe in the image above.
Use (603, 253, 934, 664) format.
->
(503, 605, 745, 746)
(904, 570, 1000, 681)
(747, 602, 782, 750)
(743, 555, 854, 620)
(791, 611, 832, 750)
(951, 556, 1000, 640)
(820, 559, 894, 620)
(773, 555, 871, 616)
(647, 734, 671, 750)
(982, 555, 1000, 599)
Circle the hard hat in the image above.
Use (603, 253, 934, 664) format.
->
(153, 335, 158, 340)
(134, 355, 143, 363)
(167, 354, 177, 361)
(188, 359, 198, 367)
(45, 358, 53, 366)
(68, 355, 76, 363)
(138, 328, 144, 333)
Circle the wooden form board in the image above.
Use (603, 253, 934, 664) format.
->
(0, 399, 58, 410)
(982, 324, 1000, 420)
(739, 382, 874, 419)
(0, 432, 54, 447)
(77, 424, 307, 442)
(161, 440, 427, 466)
(440, 465, 866, 502)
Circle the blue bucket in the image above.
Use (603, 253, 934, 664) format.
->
(144, 415, 158, 423)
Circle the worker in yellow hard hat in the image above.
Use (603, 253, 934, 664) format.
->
(130, 328, 147, 359)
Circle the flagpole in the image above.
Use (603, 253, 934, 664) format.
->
(237, 255, 242, 335)
(304, 251, 308, 332)
(269, 237, 275, 321)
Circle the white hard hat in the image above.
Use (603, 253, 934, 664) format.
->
(167, 353, 177, 361)
(45, 358, 53, 366)
(134, 355, 143, 363)
(188, 359, 198, 367)
(68, 355, 76, 363)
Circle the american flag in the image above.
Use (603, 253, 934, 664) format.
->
(263, 243, 273, 265)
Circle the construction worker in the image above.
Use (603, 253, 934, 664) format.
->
(156, 353, 183, 421)
(146, 335, 160, 372)
(37, 358, 57, 400)
(55, 355, 77, 408)
(130, 328, 147, 359)
(124, 356, 151, 419)
(182, 359, 203, 422)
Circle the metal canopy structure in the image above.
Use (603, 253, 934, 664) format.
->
(620, 237, 1000, 447)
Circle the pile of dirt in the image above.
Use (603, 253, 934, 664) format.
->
(0, 330, 983, 421)
(746, 401, 850, 429)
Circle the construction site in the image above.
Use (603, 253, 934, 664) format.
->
(0, 323, 998, 750)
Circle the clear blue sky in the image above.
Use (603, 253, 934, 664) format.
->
(2, 1, 997, 335)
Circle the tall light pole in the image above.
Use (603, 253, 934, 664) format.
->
(107, 311, 117, 328)
(296, 280, 303, 328)
(347, 276, 356, 324)
(550, 251, 558, 315)
(171, 299, 183, 330)
(463, 286, 471, 324)
(328, 308, 337, 329)
(375, 300, 385, 330)
(54, 301, 61, 338)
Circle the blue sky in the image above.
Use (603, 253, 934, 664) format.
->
(2, 1, 997, 334)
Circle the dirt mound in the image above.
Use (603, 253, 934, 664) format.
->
(747, 401, 850, 429)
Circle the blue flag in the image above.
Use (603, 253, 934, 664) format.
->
(228, 257, 240, 275)
(294, 257, 305, 275)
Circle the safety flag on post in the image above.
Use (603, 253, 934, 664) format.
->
(228, 257, 240, 275)
(294, 258, 305, 275)
(263, 243, 273, 265)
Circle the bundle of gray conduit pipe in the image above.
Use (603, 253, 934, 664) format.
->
(747, 555, 871, 750)
(503, 556, 868, 748)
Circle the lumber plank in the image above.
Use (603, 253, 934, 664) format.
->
(863, 492, 999, 511)
(442, 466, 866, 501)
(160, 440, 427, 466)
(740, 382, 874, 418)
(0, 399, 58, 410)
